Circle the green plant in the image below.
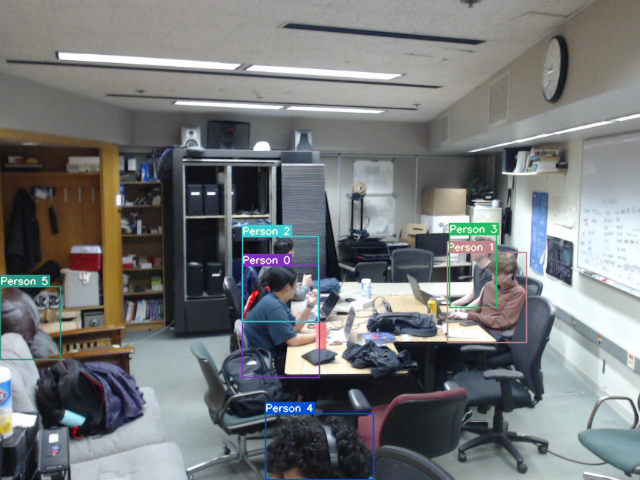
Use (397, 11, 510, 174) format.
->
(466, 161, 490, 200)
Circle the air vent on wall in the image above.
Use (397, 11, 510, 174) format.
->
(440, 113, 449, 144)
(489, 72, 510, 126)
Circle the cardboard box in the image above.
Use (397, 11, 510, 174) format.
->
(422, 188, 467, 216)
(399, 223, 427, 248)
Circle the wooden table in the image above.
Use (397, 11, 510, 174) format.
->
(285, 282, 495, 389)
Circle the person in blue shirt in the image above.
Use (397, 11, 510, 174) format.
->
(245, 266, 318, 375)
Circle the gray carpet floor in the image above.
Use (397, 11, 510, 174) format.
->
(125, 327, 631, 480)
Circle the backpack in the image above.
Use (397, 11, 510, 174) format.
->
(221, 348, 285, 417)
(36, 359, 106, 437)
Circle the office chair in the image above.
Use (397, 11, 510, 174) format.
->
(224, 276, 243, 351)
(348, 387, 468, 459)
(375, 446, 456, 480)
(515, 275, 543, 297)
(391, 248, 434, 283)
(494, 245, 523, 275)
(234, 319, 249, 350)
(188, 342, 278, 480)
(354, 261, 388, 283)
(446, 296, 556, 474)
(579, 393, 640, 480)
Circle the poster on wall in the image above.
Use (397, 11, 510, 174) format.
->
(546, 236, 573, 285)
(530, 192, 549, 274)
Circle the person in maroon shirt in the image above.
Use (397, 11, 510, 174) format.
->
(449, 253, 525, 334)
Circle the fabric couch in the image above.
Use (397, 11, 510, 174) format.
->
(1, 333, 187, 480)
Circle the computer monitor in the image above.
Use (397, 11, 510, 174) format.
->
(415, 233, 449, 257)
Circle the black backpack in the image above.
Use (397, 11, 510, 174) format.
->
(36, 359, 106, 437)
(221, 348, 285, 417)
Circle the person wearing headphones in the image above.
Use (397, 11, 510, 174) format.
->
(267, 415, 373, 479)
(244, 266, 317, 375)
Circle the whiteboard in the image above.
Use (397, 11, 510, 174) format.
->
(578, 131, 640, 297)
(353, 160, 394, 194)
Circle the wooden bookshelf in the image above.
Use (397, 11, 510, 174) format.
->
(121, 179, 166, 331)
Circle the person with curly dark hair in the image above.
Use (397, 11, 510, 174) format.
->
(267, 415, 373, 479)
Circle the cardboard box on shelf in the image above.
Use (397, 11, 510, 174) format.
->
(399, 223, 427, 248)
(422, 188, 467, 216)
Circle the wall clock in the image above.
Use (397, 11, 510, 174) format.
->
(542, 35, 569, 103)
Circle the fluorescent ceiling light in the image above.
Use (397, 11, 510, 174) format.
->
(57, 52, 241, 70)
(247, 65, 401, 80)
(174, 100, 283, 110)
(287, 106, 384, 114)
(552, 121, 613, 135)
(612, 113, 640, 122)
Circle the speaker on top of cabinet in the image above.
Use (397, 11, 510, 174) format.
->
(181, 127, 202, 148)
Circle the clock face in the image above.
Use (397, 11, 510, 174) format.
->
(542, 36, 568, 103)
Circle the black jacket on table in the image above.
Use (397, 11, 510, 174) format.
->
(6, 189, 41, 274)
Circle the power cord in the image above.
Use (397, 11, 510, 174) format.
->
(123, 321, 175, 346)
(545, 449, 605, 466)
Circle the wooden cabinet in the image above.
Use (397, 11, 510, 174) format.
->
(0, 128, 123, 328)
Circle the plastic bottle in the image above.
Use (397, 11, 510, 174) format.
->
(361, 278, 372, 299)
(0, 366, 13, 439)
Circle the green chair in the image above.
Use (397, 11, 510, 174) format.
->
(579, 393, 640, 480)
(187, 342, 278, 480)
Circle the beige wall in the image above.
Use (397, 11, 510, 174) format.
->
(133, 111, 430, 155)
(429, 0, 640, 150)
(0, 71, 133, 144)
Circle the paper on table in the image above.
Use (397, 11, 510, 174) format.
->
(13, 412, 37, 428)
(447, 329, 489, 340)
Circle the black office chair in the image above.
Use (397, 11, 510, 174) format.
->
(391, 248, 434, 283)
(188, 342, 278, 480)
(375, 446, 456, 480)
(515, 275, 543, 297)
(354, 261, 388, 283)
(579, 393, 640, 479)
(224, 276, 242, 352)
(495, 245, 523, 275)
(446, 296, 556, 474)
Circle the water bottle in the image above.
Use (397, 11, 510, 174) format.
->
(361, 278, 372, 299)
(0, 366, 13, 439)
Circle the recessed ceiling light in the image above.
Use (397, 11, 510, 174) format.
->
(174, 100, 283, 110)
(246, 65, 401, 81)
(287, 106, 385, 114)
(57, 52, 241, 70)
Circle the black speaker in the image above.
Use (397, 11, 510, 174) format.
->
(204, 184, 219, 215)
(205, 262, 224, 295)
(187, 184, 203, 216)
(206, 121, 250, 149)
(187, 262, 204, 297)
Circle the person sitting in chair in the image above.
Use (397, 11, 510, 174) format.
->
(449, 253, 525, 335)
(244, 267, 317, 375)
(258, 238, 312, 302)
(451, 236, 494, 307)
(267, 416, 373, 479)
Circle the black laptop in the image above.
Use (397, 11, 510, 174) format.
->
(406, 274, 445, 320)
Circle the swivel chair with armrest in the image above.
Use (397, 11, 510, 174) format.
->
(348, 387, 468, 459)
(579, 393, 640, 480)
(515, 275, 543, 297)
(375, 446, 456, 480)
(354, 261, 388, 283)
(446, 296, 555, 474)
(188, 342, 278, 480)
(391, 248, 434, 283)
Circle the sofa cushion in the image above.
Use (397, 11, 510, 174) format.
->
(71, 442, 187, 480)
(0, 333, 38, 413)
(69, 387, 168, 464)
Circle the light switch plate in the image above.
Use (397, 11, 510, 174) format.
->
(627, 353, 635, 370)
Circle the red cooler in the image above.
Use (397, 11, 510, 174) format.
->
(71, 245, 103, 271)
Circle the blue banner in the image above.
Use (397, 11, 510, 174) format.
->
(531, 192, 549, 274)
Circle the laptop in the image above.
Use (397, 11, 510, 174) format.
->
(406, 274, 445, 321)
(310, 291, 340, 321)
(328, 307, 356, 344)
